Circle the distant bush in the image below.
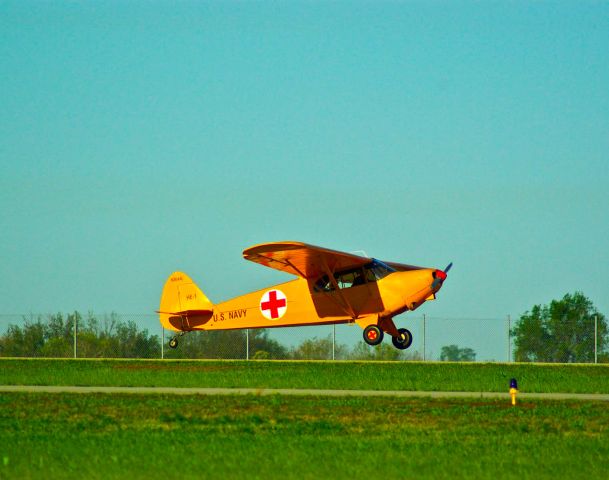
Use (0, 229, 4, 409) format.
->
(440, 344, 476, 362)
(290, 335, 349, 360)
(350, 341, 423, 361)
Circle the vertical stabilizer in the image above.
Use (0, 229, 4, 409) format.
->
(158, 272, 214, 331)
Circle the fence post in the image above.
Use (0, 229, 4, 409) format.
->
(423, 314, 426, 361)
(161, 327, 164, 360)
(507, 315, 511, 362)
(332, 324, 336, 360)
(246, 329, 249, 360)
(73, 314, 77, 359)
(595, 315, 598, 364)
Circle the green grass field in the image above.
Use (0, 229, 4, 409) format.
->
(1, 358, 608, 393)
(2, 359, 608, 479)
(1, 393, 608, 479)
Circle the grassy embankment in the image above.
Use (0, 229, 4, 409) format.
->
(1, 392, 608, 479)
(1, 358, 608, 393)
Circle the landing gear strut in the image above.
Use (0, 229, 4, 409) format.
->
(168, 330, 187, 349)
(168, 315, 192, 349)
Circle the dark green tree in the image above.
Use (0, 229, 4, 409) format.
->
(439, 344, 476, 362)
(249, 329, 289, 359)
(512, 292, 607, 363)
(0, 319, 46, 357)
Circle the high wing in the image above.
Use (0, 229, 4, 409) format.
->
(384, 261, 425, 272)
(243, 241, 424, 279)
(243, 241, 371, 279)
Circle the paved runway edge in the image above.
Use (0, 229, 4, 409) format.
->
(1, 385, 608, 401)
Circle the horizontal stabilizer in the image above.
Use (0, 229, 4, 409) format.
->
(156, 309, 213, 316)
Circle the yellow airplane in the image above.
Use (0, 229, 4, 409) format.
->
(158, 241, 451, 350)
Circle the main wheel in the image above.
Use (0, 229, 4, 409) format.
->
(169, 337, 178, 349)
(391, 328, 413, 350)
(363, 325, 384, 346)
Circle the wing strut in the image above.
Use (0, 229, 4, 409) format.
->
(321, 257, 357, 319)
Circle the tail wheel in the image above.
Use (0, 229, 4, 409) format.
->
(363, 325, 384, 346)
(169, 337, 179, 349)
(391, 328, 413, 350)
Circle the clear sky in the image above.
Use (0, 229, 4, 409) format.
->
(1, 1, 608, 325)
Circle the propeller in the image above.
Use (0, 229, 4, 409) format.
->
(431, 262, 452, 291)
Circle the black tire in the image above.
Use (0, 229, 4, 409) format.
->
(391, 328, 413, 350)
(169, 337, 178, 349)
(363, 325, 384, 346)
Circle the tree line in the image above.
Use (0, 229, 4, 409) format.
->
(0, 312, 421, 361)
(1, 292, 606, 362)
(0, 312, 160, 358)
(163, 329, 423, 361)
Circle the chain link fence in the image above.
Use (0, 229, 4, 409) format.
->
(0, 312, 605, 362)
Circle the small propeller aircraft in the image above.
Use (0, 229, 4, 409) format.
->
(158, 241, 451, 350)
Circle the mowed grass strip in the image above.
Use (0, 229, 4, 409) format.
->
(1, 359, 609, 393)
(1, 392, 608, 480)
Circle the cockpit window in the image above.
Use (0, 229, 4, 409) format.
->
(313, 260, 395, 292)
(334, 269, 366, 289)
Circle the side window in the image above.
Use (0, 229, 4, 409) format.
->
(314, 275, 334, 292)
(314, 266, 374, 292)
(335, 271, 355, 289)
(335, 268, 366, 289)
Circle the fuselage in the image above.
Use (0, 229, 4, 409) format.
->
(163, 261, 444, 333)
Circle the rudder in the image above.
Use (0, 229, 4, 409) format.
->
(158, 272, 214, 332)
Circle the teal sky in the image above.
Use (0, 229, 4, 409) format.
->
(1, 1, 608, 322)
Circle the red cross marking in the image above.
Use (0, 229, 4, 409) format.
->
(261, 290, 287, 319)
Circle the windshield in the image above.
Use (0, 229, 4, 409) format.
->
(365, 259, 396, 280)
